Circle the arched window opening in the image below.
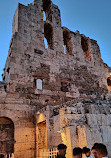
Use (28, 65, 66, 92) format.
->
(43, 0, 52, 22)
(107, 75, 111, 91)
(0, 117, 14, 155)
(44, 23, 53, 49)
(44, 37, 48, 49)
(81, 36, 92, 61)
(63, 30, 72, 55)
(43, 11, 46, 21)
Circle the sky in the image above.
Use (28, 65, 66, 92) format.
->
(0, 0, 111, 81)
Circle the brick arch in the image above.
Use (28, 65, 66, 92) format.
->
(0, 117, 14, 155)
(42, 0, 52, 22)
(81, 35, 92, 61)
(44, 22, 53, 49)
(63, 28, 73, 55)
(0, 110, 17, 124)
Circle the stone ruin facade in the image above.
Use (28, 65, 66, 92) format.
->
(0, 0, 111, 157)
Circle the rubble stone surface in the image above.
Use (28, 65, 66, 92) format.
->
(0, 0, 111, 157)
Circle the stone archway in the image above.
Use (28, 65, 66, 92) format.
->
(37, 121, 47, 150)
(0, 117, 14, 155)
(36, 113, 47, 157)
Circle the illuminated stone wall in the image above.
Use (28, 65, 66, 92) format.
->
(0, 0, 111, 157)
(35, 97, 111, 157)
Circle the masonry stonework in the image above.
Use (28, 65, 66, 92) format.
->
(0, 0, 111, 157)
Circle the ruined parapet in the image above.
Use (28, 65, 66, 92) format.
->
(33, 0, 61, 26)
(11, 0, 63, 51)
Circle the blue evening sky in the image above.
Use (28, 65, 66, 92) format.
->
(0, 0, 111, 81)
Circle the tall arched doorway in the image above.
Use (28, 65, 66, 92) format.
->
(0, 117, 14, 155)
(36, 113, 47, 157)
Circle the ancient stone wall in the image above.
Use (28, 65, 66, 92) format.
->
(0, 0, 111, 157)
(2, 0, 111, 110)
(0, 82, 35, 158)
(37, 97, 111, 157)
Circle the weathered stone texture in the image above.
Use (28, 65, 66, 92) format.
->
(0, 0, 111, 157)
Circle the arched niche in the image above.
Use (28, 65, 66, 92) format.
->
(0, 117, 14, 155)
(36, 113, 47, 157)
